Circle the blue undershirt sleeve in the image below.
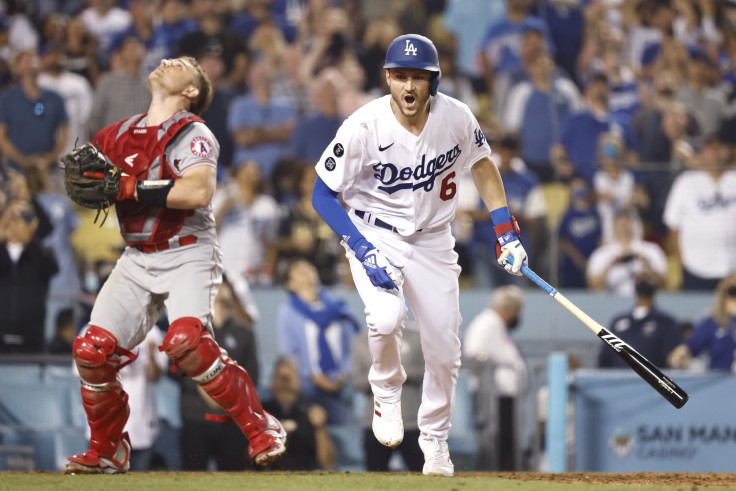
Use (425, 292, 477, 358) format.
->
(311, 177, 372, 259)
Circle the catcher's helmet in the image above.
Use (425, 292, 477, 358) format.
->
(384, 34, 441, 96)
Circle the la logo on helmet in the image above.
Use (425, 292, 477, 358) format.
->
(404, 39, 417, 56)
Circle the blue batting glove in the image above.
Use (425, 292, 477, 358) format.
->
(353, 238, 403, 290)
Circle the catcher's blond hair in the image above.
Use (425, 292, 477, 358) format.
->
(179, 56, 213, 116)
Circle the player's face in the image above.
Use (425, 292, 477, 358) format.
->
(149, 58, 198, 97)
(386, 68, 432, 119)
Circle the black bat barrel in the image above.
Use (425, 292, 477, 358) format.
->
(598, 327, 689, 409)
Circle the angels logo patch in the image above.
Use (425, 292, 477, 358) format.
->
(191, 136, 213, 158)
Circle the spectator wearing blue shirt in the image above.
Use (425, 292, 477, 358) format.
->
(228, 0, 297, 45)
(596, 33, 642, 125)
(289, 74, 342, 165)
(503, 52, 582, 182)
(552, 73, 638, 182)
(277, 259, 360, 425)
(668, 274, 736, 371)
(494, 19, 552, 120)
(599, 269, 681, 369)
(107, 0, 159, 73)
(0, 51, 69, 173)
(478, 0, 552, 96)
(532, 0, 585, 85)
(442, 0, 506, 78)
(150, 0, 199, 61)
(229, 57, 296, 181)
(558, 176, 601, 288)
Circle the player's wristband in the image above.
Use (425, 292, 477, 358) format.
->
(136, 180, 174, 207)
(490, 206, 512, 227)
(490, 206, 513, 236)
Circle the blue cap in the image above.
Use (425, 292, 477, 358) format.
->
(522, 17, 545, 35)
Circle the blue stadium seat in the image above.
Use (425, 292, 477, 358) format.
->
(0, 364, 42, 384)
(0, 383, 72, 428)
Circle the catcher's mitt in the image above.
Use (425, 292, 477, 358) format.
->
(62, 143, 121, 217)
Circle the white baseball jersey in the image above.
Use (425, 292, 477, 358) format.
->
(663, 170, 736, 278)
(316, 93, 492, 235)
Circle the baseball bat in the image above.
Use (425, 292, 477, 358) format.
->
(506, 255, 689, 409)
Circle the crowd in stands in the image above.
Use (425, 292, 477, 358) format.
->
(1, 0, 736, 472)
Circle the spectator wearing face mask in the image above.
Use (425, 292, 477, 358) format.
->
(598, 269, 681, 369)
(593, 132, 648, 244)
(668, 274, 736, 371)
(463, 285, 527, 471)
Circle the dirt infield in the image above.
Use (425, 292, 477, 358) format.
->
(488, 472, 736, 487)
(6, 471, 736, 490)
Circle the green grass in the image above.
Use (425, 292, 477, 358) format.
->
(1, 472, 733, 491)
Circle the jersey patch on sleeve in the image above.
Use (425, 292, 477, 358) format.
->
(324, 156, 336, 171)
(333, 143, 344, 157)
(474, 127, 486, 148)
(190, 136, 214, 158)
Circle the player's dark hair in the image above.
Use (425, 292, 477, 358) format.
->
(182, 56, 214, 115)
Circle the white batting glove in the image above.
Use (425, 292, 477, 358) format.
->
(498, 238, 528, 276)
(493, 213, 528, 276)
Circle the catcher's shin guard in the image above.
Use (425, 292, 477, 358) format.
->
(162, 317, 286, 465)
(66, 326, 135, 473)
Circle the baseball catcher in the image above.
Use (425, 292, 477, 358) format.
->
(61, 142, 136, 223)
(63, 56, 286, 475)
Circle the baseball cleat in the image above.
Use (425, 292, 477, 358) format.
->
(418, 433, 454, 477)
(65, 433, 131, 474)
(372, 398, 403, 449)
(253, 412, 287, 467)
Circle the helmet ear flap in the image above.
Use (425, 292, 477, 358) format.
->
(430, 72, 440, 96)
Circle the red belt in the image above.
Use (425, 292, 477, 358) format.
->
(132, 234, 197, 253)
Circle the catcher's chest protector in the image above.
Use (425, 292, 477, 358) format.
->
(93, 111, 204, 245)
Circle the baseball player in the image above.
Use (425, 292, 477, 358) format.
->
(63, 57, 286, 474)
(311, 34, 528, 476)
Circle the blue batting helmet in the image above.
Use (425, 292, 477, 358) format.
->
(384, 34, 441, 96)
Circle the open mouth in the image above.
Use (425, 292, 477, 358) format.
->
(404, 95, 416, 108)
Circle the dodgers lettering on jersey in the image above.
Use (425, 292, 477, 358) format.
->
(316, 93, 491, 235)
(373, 144, 461, 194)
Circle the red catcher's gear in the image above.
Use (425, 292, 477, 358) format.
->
(92, 111, 203, 247)
(68, 326, 137, 471)
(161, 317, 284, 461)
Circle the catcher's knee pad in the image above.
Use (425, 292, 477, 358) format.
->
(73, 326, 124, 386)
(162, 317, 225, 382)
(366, 297, 407, 336)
